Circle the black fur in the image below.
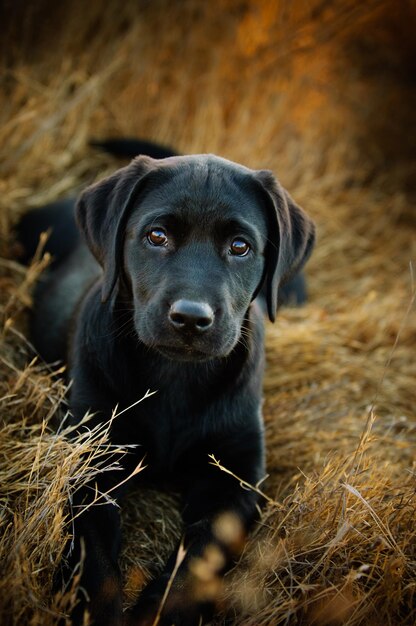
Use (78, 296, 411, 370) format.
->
(18, 146, 315, 626)
(89, 137, 177, 160)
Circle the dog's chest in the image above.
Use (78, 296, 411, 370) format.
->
(107, 342, 249, 481)
(120, 380, 214, 479)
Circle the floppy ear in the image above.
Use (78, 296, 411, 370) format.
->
(254, 170, 315, 323)
(76, 156, 156, 303)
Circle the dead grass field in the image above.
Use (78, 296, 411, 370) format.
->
(0, 1, 415, 624)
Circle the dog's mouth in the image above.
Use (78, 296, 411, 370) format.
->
(137, 316, 239, 362)
(155, 343, 218, 362)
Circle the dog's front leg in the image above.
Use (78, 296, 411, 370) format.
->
(127, 436, 263, 626)
(58, 473, 125, 626)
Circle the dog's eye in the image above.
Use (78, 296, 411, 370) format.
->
(229, 238, 250, 257)
(147, 228, 168, 246)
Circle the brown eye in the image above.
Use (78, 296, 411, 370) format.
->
(229, 238, 250, 256)
(147, 228, 168, 246)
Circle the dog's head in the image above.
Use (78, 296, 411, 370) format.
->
(77, 155, 315, 361)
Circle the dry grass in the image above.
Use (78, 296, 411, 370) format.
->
(0, 1, 415, 624)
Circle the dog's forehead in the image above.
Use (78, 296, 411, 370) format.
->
(140, 154, 265, 224)
(150, 153, 254, 178)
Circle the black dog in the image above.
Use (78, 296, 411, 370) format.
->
(18, 144, 315, 625)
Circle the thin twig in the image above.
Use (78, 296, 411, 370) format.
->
(151, 541, 187, 626)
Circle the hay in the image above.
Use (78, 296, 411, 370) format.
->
(0, 1, 415, 624)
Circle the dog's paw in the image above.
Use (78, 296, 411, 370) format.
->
(125, 605, 212, 626)
(124, 574, 215, 626)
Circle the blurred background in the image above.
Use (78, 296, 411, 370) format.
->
(0, 1, 415, 624)
(1, 1, 415, 195)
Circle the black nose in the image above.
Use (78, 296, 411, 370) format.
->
(169, 300, 214, 333)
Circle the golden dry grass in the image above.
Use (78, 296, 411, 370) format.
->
(0, 1, 415, 624)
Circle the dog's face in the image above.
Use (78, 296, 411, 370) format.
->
(77, 155, 315, 361)
(123, 168, 268, 360)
